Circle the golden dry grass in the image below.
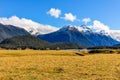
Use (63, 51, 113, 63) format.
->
(0, 50, 120, 80)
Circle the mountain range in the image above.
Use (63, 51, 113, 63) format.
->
(38, 25, 119, 47)
(0, 23, 120, 49)
(1, 16, 120, 42)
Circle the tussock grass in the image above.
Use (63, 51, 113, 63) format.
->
(0, 50, 120, 80)
(0, 50, 78, 57)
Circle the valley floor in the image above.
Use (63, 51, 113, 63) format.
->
(0, 50, 120, 80)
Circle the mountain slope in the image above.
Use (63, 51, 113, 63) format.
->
(0, 35, 83, 49)
(0, 23, 30, 42)
(38, 25, 119, 47)
(0, 35, 51, 49)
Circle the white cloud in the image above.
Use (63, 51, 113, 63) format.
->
(62, 13, 76, 22)
(47, 8, 61, 18)
(110, 30, 120, 41)
(82, 18, 91, 24)
(92, 20, 110, 33)
(0, 16, 58, 35)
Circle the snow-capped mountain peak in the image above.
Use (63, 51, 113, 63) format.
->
(59, 25, 93, 34)
(78, 25, 92, 33)
(59, 25, 79, 32)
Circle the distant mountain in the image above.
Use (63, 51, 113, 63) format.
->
(113, 43, 120, 47)
(0, 22, 119, 49)
(111, 43, 120, 49)
(38, 25, 119, 47)
(0, 35, 82, 49)
(0, 23, 30, 42)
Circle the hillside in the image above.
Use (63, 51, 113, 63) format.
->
(0, 23, 30, 42)
(0, 35, 82, 49)
(0, 35, 51, 49)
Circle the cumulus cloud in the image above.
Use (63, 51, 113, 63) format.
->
(82, 18, 91, 24)
(92, 20, 110, 33)
(47, 8, 61, 18)
(0, 16, 58, 35)
(62, 13, 77, 22)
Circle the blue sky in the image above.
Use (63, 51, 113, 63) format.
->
(0, 0, 120, 30)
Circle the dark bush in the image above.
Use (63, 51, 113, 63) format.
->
(89, 49, 115, 54)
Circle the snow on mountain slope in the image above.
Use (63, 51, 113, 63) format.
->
(71, 24, 120, 42)
(110, 30, 120, 41)
(59, 25, 92, 33)
(0, 16, 58, 35)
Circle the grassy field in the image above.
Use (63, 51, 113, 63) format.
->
(0, 50, 120, 80)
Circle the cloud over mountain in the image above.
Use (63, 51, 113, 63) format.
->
(92, 20, 110, 33)
(0, 16, 58, 35)
(82, 18, 91, 24)
(47, 8, 61, 18)
(62, 13, 77, 22)
(47, 8, 79, 22)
